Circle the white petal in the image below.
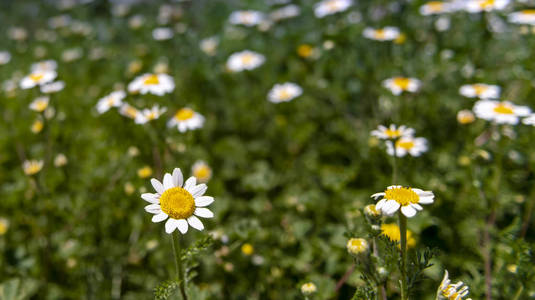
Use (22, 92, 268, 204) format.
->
(152, 212, 168, 222)
(165, 219, 179, 234)
(195, 196, 214, 207)
(176, 219, 188, 234)
(144, 204, 161, 214)
(141, 193, 159, 203)
(151, 178, 164, 194)
(172, 168, 184, 187)
(163, 173, 174, 190)
(187, 215, 204, 231)
(371, 192, 385, 199)
(411, 203, 423, 211)
(385, 200, 400, 214)
(190, 184, 207, 197)
(376, 199, 387, 210)
(419, 196, 434, 204)
(184, 177, 197, 191)
(194, 208, 214, 218)
(401, 206, 417, 218)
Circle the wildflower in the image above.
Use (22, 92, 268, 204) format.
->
(363, 27, 400, 41)
(371, 124, 414, 140)
(509, 10, 535, 25)
(124, 182, 135, 195)
(142, 168, 215, 234)
(23, 160, 44, 175)
(167, 107, 205, 132)
(128, 146, 140, 157)
(96, 90, 126, 114)
(382, 77, 421, 95)
(457, 110, 475, 124)
(40, 81, 65, 94)
(241, 243, 254, 255)
(137, 166, 153, 178)
(119, 103, 140, 119)
(270, 4, 301, 21)
(127, 73, 175, 96)
(522, 114, 535, 126)
(192, 161, 212, 183)
(0, 218, 9, 235)
(20, 70, 57, 89)
(54, 153, 68, 167)
(473, 100, 531, 125)
(8, 27, 28, 41)
(61, 48, 83, 62)
(419, 1, 454, 15)
(0, 51, 11, 65)
(29, 96, 50, 112)
(437, 270, 472, 300)
(346, 238, 369, 255)
(268, 82, 303, 103)
(31, 120, 44, 134)
(459, 83, 500, 99)
(380, 223, 416, 248)
(129, 15, 145, 29)
(226, 50, 265, 72)
(297, 44, 316, 58)
(386, 136, 428, 157)
(200, 37, 219, 56)
(364, 204, 381, 218)
(463, 0, 509, 13)
(127, 60, 143, 75)
(314, 0, 352, 18)
(229, 10, 265, 27)
(152, 27, 174, 40)
(301, 282, 317, 295)
(135, 105, 167, 124)
(31, 60, 58, 72)
(372, 185, 434, 217)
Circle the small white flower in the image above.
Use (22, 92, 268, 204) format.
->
(382, 77, 421, 95)
(200, 36, 219, 56)
(40, 81, 65, 93)
(142, 168, 215, 234)
(462, 0, 509, 13)
(0, 51, 11, 65)
(167, 108, 205, 132)
(23, 160, 44, 175)
(270, 4, 301, 21)
(226, 50, 265, 72)
(314, 0, 352, 18)
(372, 185, 434, 218)
(152, 27, 174, 40)
(473, 100, 531, 125)
(229, 10, 265, 27)
(20, 70, 57, 89)
(371, 124, 414, 140)
(31, 60, 58, 72)
(386, 136, 428, 157)
(268, 82, 302, 103)
(419, 1, 454, 15)
(363, 27, 400, 41)
(459, 83, 500, 99)
(96, 91, 126, 114)
(135, 105, 167, 124)
(119, 103, 140, 119)
(437, 270, 472, 300)
(29, 96, 50, 112)
(127, 73, 175, 96)
(509, 10, 535, 25)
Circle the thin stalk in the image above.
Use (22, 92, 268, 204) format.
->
(398, 213, 408, 300)
(512, 285, 524, 300)
(171, 232, 188, 300)
(392, 141, 398, 184)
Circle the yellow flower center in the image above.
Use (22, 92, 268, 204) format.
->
(32, 120, 44, 133)
(480, 0, 494, 8)
(34, 100, 48, 111)
(327, 0, 340, 10)
(385, 128, 401, 138)
(473, 84, 488, 95)
(159, 187, 195, 219)
(30, 73, 44, 82)
(522, 9, 535, 15)
(384, 187, 419, 206)
(137, 166, 153, 178)
(393, 77, 410, 90)
(240, 53, 254, 64)
(297, 45, 313, 57)
(427, 1, 444, 12)
(374, 29, 386, 39)
(278, 88, 293, 100)
(241, 243, 254, 255)
(25, 163, 42, 175)
(125, 107, 138, 118)
(175, 108, 194, 121)
(493, 103, 514, 115)
(194, 165, 211, 181)
(396, 139, 415, 150)
(143, 74, 160, 85)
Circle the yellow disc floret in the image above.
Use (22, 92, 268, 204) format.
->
(493, 103, 514, 115)
(159, 187, 195, 219)
(384, 187, 419, 206)
(175, 108, 194, 121)
(143, 74, 160, 85)
(393, 77, 410, 90)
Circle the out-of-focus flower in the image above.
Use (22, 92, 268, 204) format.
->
(20, 70, 57, 89)
(31, 119, 44, 134)
(142, 168, 215, 234)
(128, 73, 175, 96)
(437, 270, 472, 300)
(473, 100, 531, 125)
(124, 182, 135, 195)
(48, 14, 72, 29)
(241, 243, 254, 255)
(509, 10, 535, 25)
(226, 50, 265, 72)
(54, 153, 68, 167)
(380, 223, 416, 247)
(31, 60, 58, 72)
(23, 160, 44, 175)
(373, 186, 434, 217)
(270, 4, 301, 21)
(382, 77, 421, 95)
(137, 166, 153, 179)
(522, 114, 535, 126)
(153, 61, 169, 74)
(129, 15, 145, 29)
(119, 103, 140, 119)
(200, 37, 219, 56)
(297, 44, 317, 58)
(0, 218, 9, 235)
(128, 146, 140, 157)
(457, 110, 475, 124)
(419, 1, 454, 15)
(459, 83, 500, 99)
(463, 0, 509, 13)
(268, 82, 302, 103)
(96, 90, 126, 114)
(371, 124, 414, 140)
(62, 48, 83, 62)
(127, 60, 143, 75)
(314, 0, 352, 18)
(40, 81, 65, 94)
(167, 108, 205, 132)
(0, 51, 11, 65)
(386, 136, 428, 157)
(229, 10, 265, 27)
(347, 238, 369, 255)
(363, 27, 400, 41)
(152, 27, 174, 41)
(300, 282, 317, 295)
(192, 161, 212, 183)
(8, 27, 28, 41)
(135, 105, 167, 124)
(29, 96, 50, 112)
(111, 3, 130, 17)
(364, 204, 381, 217)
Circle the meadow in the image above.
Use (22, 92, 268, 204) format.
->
(0, 0, 534, 299)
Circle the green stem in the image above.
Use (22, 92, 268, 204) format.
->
(171, 232, 188, 300)
(512, 285, 524, 300)
(392, 141, 398, 184)
(398, 213, 408, 300)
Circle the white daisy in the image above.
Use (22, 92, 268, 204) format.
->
(473, 100, 531, 125)
(20, 70, 57, 89)
(382, 77, 421, 95)
(167, 108, 205, 132)
(127, 73, 175, 96)
(29, 96, 50, 112)
(268, 82, 303, 103)
(459, 83, 500, 99)
(97, 90, 126, 114)
(135, 105, 167, 124)
(152, 27, 174, 41)
(40, 81, 65, 93)
(386, 136, 428, 157)
(419, 1, 455, 15)
(200, 36, 219, 56)
(0, 51, 11, 65)
(372, 185, 434, 218)
(31, 60, 58, 72)
(363, 27, 400, 41)
(314, 0, 352, 18)
(23, 160, 44, 176)
(371, 124, 414, 140)
(437, 270, 471, 300)
(229, 10, 265, 27)
(509, 10, 535, 25)
(270, 4, 301, 21)
(462, 0, 509, 13)
(119, 103, 140, 120)
(226, 50, 265, 72)
(142, 168, 215, 234)
(522, 114, 535, 126)
(192, 161, 212, 183)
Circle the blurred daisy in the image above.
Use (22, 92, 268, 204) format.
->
(152, 27, 174, 40)
(96, 90, 126, 114)
(463, 0, 509, 13)
(459, 83, 500, 99)
(386, 136, 428, 157)
(314, 0, 352, 18)
(54, 153, 68, 167)
(509, 10, 535, 25)
(372, 185, 434, 217)
(127, 73, 175, 96)
(192, 161, 212, 183)
(137, 166, 153, 178)
(473, 100, 531, 125)
(200, 36, 219, 56)
(437, 270, 472, 300)
(135, 105, 167, 124)
(457, 110, 475, 124)
(270, 4, 301, 21)
(371, 124, 414, 140)
(20, 70, 57, 89)
(119, 103, 140, 119)
(381, 223, 416, 248)
(29, 96, 50, 112)
(268, 82, 302, 103)
(226, 50, 265, 72)
(0, 218, 9, 235)
(522, 114, 535, 126)
(23, 160, 44, 175)
(167, 108, 205, 132)
(0, 51, 11, 65)
(31, 119, 44, 134)
(229, 10, 265, 27)
(301, 282, 317, 296)
(419, 1, 454, 15)
(382, 77, 421, 95)
(142, 168, 215, 234)
(31, 60, 58, 72)
(346, 238, 369, 255)
(40, 81, 65, 94)
(363, 27, 400, 41)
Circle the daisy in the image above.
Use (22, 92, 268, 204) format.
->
(31, 60, 58, 72)
(301, 283, 317, 296)
(20, 70, 57, 89)
(522, 114, 535, 126)
(29, 96, 50, 112)
(463, 0, 509, 13)
(372, 185, 434, 217)
(473, 100, 531, 125)
(200, 36, 219, 56)
(371, 124, 414, 140)
(40, 81, 65, 93)
(509, 10, 535, 25)
(127, 73, 175, 96)
(167, 108, 205, 132)
(314, 0, 352, 18)
(96, 90, 126, 114)
(437, 270, 472, 300)
(152, 27, 174, 40)
(419, 1, 454, 15)
(268, 82, 303, 103)
(119, 103, 140, 120)
(23, 160, 44, 175)
(386, 136, 428, 157)
(363, 27, 400, 41)
(226, 50, 265, 72)
(346, 238, 369, 255)
(457, 110, 475, 124)
(229, 10, 265, 27)
(0, 51, 11, 65)
(459, 83, 500, 99)
(382, 77, 421, 95)
(192, 161, 212, 183)
(270, 4, 301, 22)
(142, 168, 215, 234)
(135, 105, 167, 124)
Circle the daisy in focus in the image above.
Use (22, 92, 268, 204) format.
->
(372, 186, 434, 217)
(473, 100, 531, 125)
(192, 161, 212, 183)
(135, 105, 167, 124)
(509, 10, 535, 25)
(371, 124, 414, 140)
(437, 270, 472, 300)
(459, 83, 500, 99)
(142, 168, 215, 234)
(267, 82, 302, 103)
(463, 0, 509, 13)
(23, 160, 44, 176)
(314, 0, 352, 18)
(229, 10, 265, 27)
(127, 73, 175, 96)
(167, 107, 205, 132)
(386, 136, 428, 157)
(363, 27, 400, 41)
(96, 90, 126, 114)
(419, 1, 455, 15)
(29, 96, 50, 112)
(20, 69, 57, 89)
(382, 77, 421, 95)
(226, 50, 265, 72)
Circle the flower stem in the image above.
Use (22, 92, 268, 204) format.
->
(512, 285, 524, 300)
(398, 213, 408, 300)
(392, 142, 398, 184)
(171, 232, 188, 300)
